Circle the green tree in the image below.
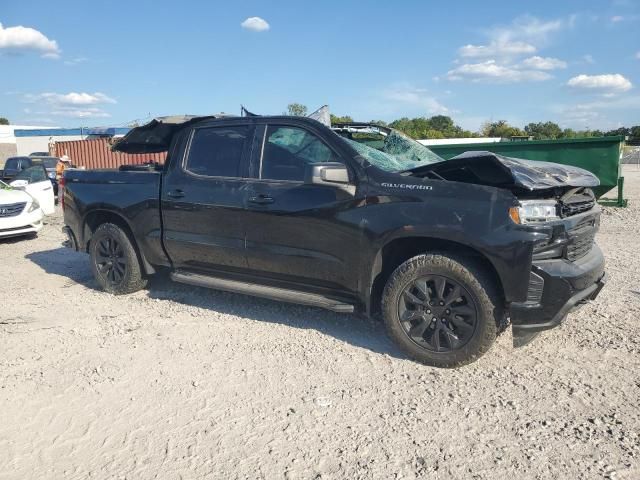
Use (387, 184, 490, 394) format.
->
(424, 129, 445, 139)
(428, 115, 455, 135)
(524, 121, 563, 140)
(480, 120, 525, 138)
(388, 116, 475, 139)
(286, 103, 308, 116)
(630, 126, 640, 140)
(0, 117, 9, 125)
(330, 114, 353, 124)
(604, 127, 630, 137)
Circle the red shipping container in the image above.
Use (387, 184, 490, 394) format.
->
(54, 138, 166, 170)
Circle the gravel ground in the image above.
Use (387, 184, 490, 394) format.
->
(1, 166, 639, 479)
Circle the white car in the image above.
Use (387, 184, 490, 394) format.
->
(0, 166, 55, 239)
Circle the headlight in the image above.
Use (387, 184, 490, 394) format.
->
(28, 199, 40, 212)
(509, 200, 559, 224)
(48, 172, 56, 179)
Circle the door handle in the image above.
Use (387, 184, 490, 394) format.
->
(248, 194, 274, 205)
(167, 189, 185, 199)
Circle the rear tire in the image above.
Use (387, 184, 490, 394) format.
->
(382, 253, 501, 368)
(90, 223, 147, 295)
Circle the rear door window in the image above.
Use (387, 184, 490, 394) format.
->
(185, 126, 250, 178)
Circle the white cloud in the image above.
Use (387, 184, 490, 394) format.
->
(21, 91, 116, 119)
(241, 17, 270, 32)
(63, 56, 88, 66)
(447, 16, 572, 83)
(558, 104, 601, 127)
(492, 16, 568, 45)
(521, 56, 567, 70)
(24, 92, 116, 106)
(459, 41, 535, 58)
(610, 15, 624, 23)
(636, 51, 640, 60)
(446, 60, 552, 83)
(554, 95, 640, 129)
(567, 74, 632, 94)
(458, 16, 574, 58)
(460, 15, 571, 59)
(382, 85, 450, 114)
(0, 22, 60, 58)
(582, 54, 595, 64)
(50, 107, 111, 119)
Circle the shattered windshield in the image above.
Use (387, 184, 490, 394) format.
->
(335, 126, 443, 172)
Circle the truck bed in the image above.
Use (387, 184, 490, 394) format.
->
(62, 168, 167, 267)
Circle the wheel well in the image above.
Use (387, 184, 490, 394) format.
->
(83, 210, 155, 275)
(369, 237, 504, 316)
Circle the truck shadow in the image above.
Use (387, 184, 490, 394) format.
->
(145, 275, 406, 360)
(25, 247, 98, 287)
(26, 247, 406, 360)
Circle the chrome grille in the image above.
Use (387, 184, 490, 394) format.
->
(561, 189, 595, 217)
(0, 202, 26, 218)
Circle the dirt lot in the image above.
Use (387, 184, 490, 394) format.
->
(1, 166, 639, 479)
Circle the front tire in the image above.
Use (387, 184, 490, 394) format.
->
(382, 253, 501, 368)
(90, 223, 147, 295)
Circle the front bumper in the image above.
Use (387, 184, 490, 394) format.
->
(0, 209, 44, 239)
(510, 244, 606, 346)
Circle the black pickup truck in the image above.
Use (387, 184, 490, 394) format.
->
(62, 115, 605, 367)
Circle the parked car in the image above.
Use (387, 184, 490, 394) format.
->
(0, 165, 55, 239)
(0, 156, 59, 196)
(30, 156, 60, 196)
(1, 156, 32, 182)
(61, 115, 605, 367)
(29, 151, 50, 157)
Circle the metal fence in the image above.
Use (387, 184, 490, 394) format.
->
(54, 138, 166, 170)
(622, 147, 640, 166)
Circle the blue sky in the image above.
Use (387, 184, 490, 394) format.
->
(1, 0, 638, 131)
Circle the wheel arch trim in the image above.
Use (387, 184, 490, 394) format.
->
(81, 208, 155, 275)
(363, 232, 507, 316)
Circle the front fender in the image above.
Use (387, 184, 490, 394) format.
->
(360, 182, 536, 311)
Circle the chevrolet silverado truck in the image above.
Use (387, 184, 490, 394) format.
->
(61, 115, 606, 367)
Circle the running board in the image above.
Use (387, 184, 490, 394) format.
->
(170, 270, 355, 313)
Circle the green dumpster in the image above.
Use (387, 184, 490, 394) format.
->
(429, 136, 625, 199)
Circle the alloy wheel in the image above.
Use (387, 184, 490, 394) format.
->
(95, 236, 127, 286)
(397, 275, 478, 352)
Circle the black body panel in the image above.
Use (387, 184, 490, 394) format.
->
(62, 116, 606, 346)
(62, 169, 166, 267)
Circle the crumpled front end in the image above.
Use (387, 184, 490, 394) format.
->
(509, 206, 606, 347)
(414, 151, 600, 192)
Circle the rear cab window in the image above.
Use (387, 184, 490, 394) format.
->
(184, 125, 251, 178)
(4, 157, 28, 171)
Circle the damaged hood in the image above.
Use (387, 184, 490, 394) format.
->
(412, 151, 600, 191)
(112, 115, 229, 154)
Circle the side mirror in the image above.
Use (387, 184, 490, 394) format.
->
(10, 179, 28, 189)
(304, 162, 354, 194)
